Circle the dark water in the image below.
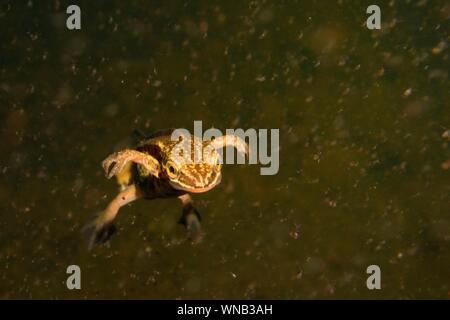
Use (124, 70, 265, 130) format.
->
(1, 0, 449, 299)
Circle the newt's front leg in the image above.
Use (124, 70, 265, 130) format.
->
(83, 184, 143, 250)
(102, 149, 160, 179)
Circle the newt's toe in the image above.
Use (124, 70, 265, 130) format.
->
(82, 217, 116, 250)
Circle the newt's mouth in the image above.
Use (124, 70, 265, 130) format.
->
(169, 175, 221, 193)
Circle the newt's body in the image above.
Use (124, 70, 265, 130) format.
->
(83, 128, 248, 249)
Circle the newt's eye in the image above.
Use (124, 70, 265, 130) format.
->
(166, 161, 178, 178)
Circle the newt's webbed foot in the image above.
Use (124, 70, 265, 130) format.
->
(82, 215, 117, 250)
(179, 204, 203, 243)
(102, 149, 160, 179)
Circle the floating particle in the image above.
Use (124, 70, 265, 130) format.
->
(432, 41, 446, 55)
(403, 88, 412, 97)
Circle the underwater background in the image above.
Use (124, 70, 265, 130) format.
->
(0, 0, 449, 299)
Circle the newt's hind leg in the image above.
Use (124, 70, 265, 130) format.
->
(83, 184, 143, 250)
(178, 194, 203, 243)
